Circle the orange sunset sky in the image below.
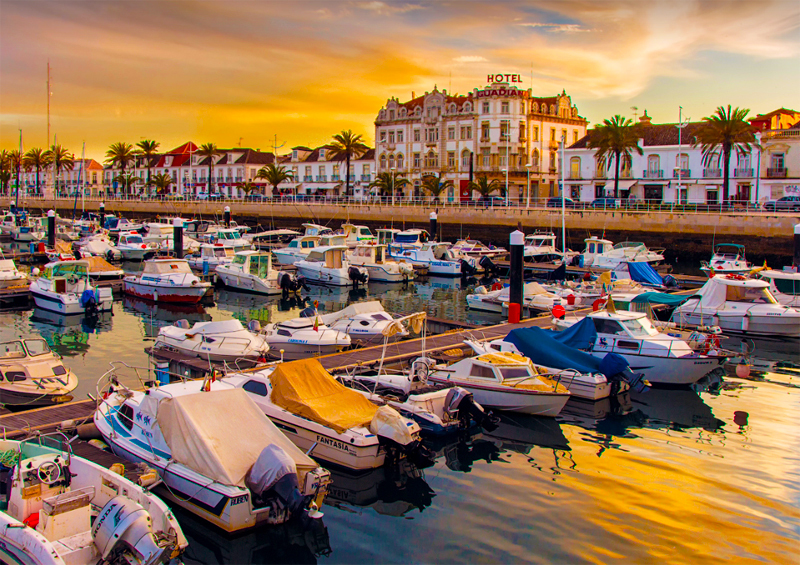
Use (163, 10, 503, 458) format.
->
(1, 0, 799, 160)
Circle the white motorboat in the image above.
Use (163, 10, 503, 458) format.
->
(577, 237, 665, 270)
(0, 258, 28, 289)
(30, 260, 113, 316)
(672, 274, 800, 337)
(467, 281, 563, 314)
(183, 219, 220, 241)
(215, 250, 305, 295)
(347, 244, 415, 282)
(224, 358, 424, 471)
(11, 216, 46, 242)
(523, 231, 575, 263)
(758, 269, 800, 307)
(700, 243, 752, 275)
(94, 374, 330, 533)
(77, 233, 122, 261)
(246, 229, 301, 250)
(157, 234, 201, 255)
(116, 231, 160, 261)
(340, 223, 377, 247)
(449, 239, 507, 259)
(0, 434, 187, 565)
(0, 338, 77, 407)
(211, 228, 253, 253)
(318, 301, 409, 346)
(187, 243, 236, 271)
(273, 235, 321, 265)
(258, 315, 351, 360)
(392, 229, 431, 246)
(105, 216, 143, 236)
(294, 245, 369, 287)
(427, 352, 570, 416)
(301, 222, 334, 237)
(376, 228, 399, 245)
(388, 243, 462, 277)
(123, 259, 211, 304)
(154, 318, 270, 364)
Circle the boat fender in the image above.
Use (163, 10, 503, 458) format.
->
(110, 463, 125, 476)
(566, 294, 576, 306)
(76, 422, 102, 440)
(741, 313, 749, 332)
(153, 290, 159, 302)
(491, 282, 502, 292)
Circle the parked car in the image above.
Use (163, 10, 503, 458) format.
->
(763, 196, 800, 211)
(483, 196, 510, 207)
(244, 194, 267, 202)
(546, 197, 577, 208)
(591, 197, 619, 209)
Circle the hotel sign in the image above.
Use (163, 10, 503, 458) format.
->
(487, 74, 523, 83)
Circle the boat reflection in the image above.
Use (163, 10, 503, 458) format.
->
(430, 434, 503, 473)
(176, 507, 331, 565)
(122, 295, 210, 338)
(630, 388, 724, 432)
(29, 307, 113, 357)
(324, 460, 435, 517)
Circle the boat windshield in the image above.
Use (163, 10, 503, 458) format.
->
(725, 285, 779, 304)
(23, 339, 51, 357)
(125, 235, 143, 244)
(396, 233, 421, 244)
(47, 262, 88, 278)
(767, 276, 800, 296)
(0, 341, 26, 359)
(218, 231, 238, 240)
(498, 366, 534, 379)
(613, 242, 644, 250)
(233, 254, 247, 265)
(619, 317, 659, 338)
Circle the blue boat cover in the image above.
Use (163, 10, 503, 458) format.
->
(626, 262, 663, 286)
(630, 292, 695, 306)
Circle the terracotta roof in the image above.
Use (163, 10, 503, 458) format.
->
(569, 121, 709, 149)
(233, 149, 275, 165)
(748, 108, 799, 122)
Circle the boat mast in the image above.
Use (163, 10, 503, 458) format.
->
(560, 133, 566, 257)
(15, 129, 22, 209)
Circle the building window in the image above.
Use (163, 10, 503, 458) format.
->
(461, 149, 471, 169)
(396, 154, 404, 169)
(380, 131, 386, 142)
(549, 152, 556, 171)
(397, 130, 404, 143)
(647, 155, 660, 175)
(573, 131, 579, 144)
(414, 129, 421, 142)
(570, 157, 581, 179)
(389, 110, 395, 120)
(521, 102, 525, 114)
(519, 122, 525, 140)
(737, 153, 750, 169)
(389, 154, 395, 169)
(305, 166, 312, 176)
(425, 151, 438, 168)
(531, 150, 539, 167)
(500, 120, 510, 141)
(481, 122, 490, 141)
(448, 127, 455, 140)
(482, 102, 490, 114)
(770, 153, 784, 169)
(481, 148, 490, 167)
(532, 126, 539, 141)
(461, 126, 472, 139)
(426, 128, 439, 143)
(413, 153, 421, 168)
(561, 129, 567, 142)
(318, 165, 325, 177)
(448, 151, 455, 168)
(550, 128, 556, 141)
(388, 131, 395, 143)
(501, 101, 509, 114)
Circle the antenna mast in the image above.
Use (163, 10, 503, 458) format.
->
(47, 61, 52, 146)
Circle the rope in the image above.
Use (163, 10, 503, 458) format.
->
(0, 449, 19, 468)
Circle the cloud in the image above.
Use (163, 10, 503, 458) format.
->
(453, 56, 488, 63)
(356, 2, 424, 16)
(518, 22, 594, 33)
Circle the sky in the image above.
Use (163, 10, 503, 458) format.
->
(1, 0, 799, 160)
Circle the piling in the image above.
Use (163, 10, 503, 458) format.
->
(173, 217, 184, 259)
(508, 230, 524, 323)
(794, 223, 800, 269)
(99, 202, 105, 230)
(429, 211, 438, 242)
(224, 206, 231, 228)
(47, 209, 56, 248)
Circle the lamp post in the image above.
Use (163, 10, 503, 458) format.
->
(676, 106, 690, 204)
(560, 134, 566, 257)
(525, 163, 531, 209)
(501, 169, 508, 206)
(391, 167, 396, 206)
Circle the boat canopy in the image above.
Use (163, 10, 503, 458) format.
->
(630, 292, 696, 306)
(143, 260, 192, 274)
(693, 276, 774, 309)
(83, 256, 121, 274)
(155, 387, 317, 487)
(269, 358, 379, 434)
(613, 262, 663, 287)
(183, 319, 245, 335)
(44, 261, 89, 278)
(319, 301, 385, 325)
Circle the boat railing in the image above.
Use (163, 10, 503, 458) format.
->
(544, 368, 580, 391)
(95, 360, 192, 400)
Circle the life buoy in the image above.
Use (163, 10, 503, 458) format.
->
(491, 282, 503, 291)
(701, 334, 721, 354)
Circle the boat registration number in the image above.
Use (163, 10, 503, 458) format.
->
(229, 494, 248, 506)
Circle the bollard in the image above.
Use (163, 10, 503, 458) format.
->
(429, 211, 438, 242)
(794, 223, 800, 270)
(155, 362, 170, 385)
(508, 230, 524, 323)
(224, 206, 231, 228)
(47, 209, 56, 248)
(99, 202, 105, 230)
(173, 217, 184, 259)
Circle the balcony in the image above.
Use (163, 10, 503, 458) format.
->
(568, 172, 582, 180)
(734, 168, 754, 178)
(331, 175, 340, 181)
(316, 176, 327, 182)
(703, 168, 721, 178)
(672, 169, 691, 179)
(642, 169, 664, 179)
(302, 175, 312, 182)
(767, 167, 787, 178)
(361, 175, 371, 182)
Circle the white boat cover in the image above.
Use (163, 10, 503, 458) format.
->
(143, 260, 192, 275)
(184, 319, 245, 335)
(155, 388, 318, 487)
(0, 259, 18, 272)
(693, 276, 769, 310)
(319, 301, 384, 325)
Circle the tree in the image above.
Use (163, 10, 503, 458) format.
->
(7, 149, 22, 198)
(196, 143, 224, 195)
(368, 171, 409, 199)
(0, 151, 11, 195)
(328, 130, 368, 197)
(135, 139, 160, 188)
(114, 173, 139, 195)
(45, 144, 74, 195)
(587, 115, 643, 198)
(22, 147, 52, 194)
(105, 142, 135, 196)
(256, 163, 293, 196)
(421, 173, 454, 204)
(151, 173, 173, 196)
(468, 175, 501, 202)
(238, 180, 257, 198)
(693, 105, 755, 204)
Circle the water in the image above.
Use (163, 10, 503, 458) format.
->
(2, 277, 798, 563)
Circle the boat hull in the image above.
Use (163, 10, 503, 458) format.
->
(265, 341, 345, 360)
(591, 350, 720, 385)
(428, 376, 569, 416)
(123, 279, 209, 304)
(216, 270, 283, 295)
(30, 286, 113, 315)
(295, 266, 364, 287)
(674, 310, 800, 338)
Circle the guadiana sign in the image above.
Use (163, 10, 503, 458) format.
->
(476, 86, 525, 98)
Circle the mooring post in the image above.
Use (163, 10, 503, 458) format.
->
(429, 211, 438, 241)
(99, 201, 105, 230)
(224, 205, 231, 228)
(47, 209, 56, 248)
(794, 223, 800, 270)
(508, 229, 524, 323)
(173, 217, 184, 259)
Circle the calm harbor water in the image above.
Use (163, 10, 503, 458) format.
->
(1, 274, 798, 563)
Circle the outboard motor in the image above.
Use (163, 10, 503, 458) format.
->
(663, 274, 678, 288)
(92, 496, 172, 565)
(479, 255, 497, 274)
(246, 445, 311, 522)
(279, 272, 303, 296)
(600, 352, 648, 393)
(299, 305, 317, 318)
(80, 289, 99, 319)
(444, 387, 497, 431)
(348, 266, 368, 287)
(459, 259, 477, 277)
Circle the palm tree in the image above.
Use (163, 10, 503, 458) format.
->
(0, 151, 10, 195)
(114, 173, 139, 195)
(135, 139, 160, 188)
(105, 142, 135, 196)
(23, 147, 52, 195)
(151, 173, 173, 196)
(693, 105, 755, 204)
(45, 144, 74, 196)
(587, 115, 643, 198)
(368, 171, 409, 199)
(328, 130, 368, 198)
(421, 173, 454, 204)
(256, 163, 294, 197)
(468, 175, 501, 202)
(7, 149, 22, 198)
(196, 143, 224, 195)
(238, 180, 257, 198)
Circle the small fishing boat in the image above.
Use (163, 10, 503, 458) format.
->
(758, 269, 800, 307)
(427, 352, 571, 416)
(0, 258, 28, 289)
(449, 239, 507, 259)
(273, 235, 321, 265)
(104, 216, 143, 236)
(116, 231, 160, 261)
(257, 314, 351, 360)
(187, 243, 236, 271)
(94, 373, 330, 533)
(294, 245, 369, 287)
(154, 318, 270, 364)
(123, 258, 211, 303)
(0, 338, 78, 407)
(224, 358, 426, 471)
(246, 229, 301, 250)
(388, 243, 463, 277)
(700, 243, 752, 275)
(77, 233, 122, 261)
(672, 274, 800, 337)
(523, 231, 572, 263)
(467, 281, 563, 314)
(347, 244, 415, 282)
(211, 228, 253, 253)
(0, 434, 187, 564)
(215, 250, 305, 295)
(340, 223, 377, 247)
(300, 223, 334, 237)
(11, 216, 46, 242)
(30, 260, 113, 316)
(577, 237, 665, 270)
(318, 301, 409, 346)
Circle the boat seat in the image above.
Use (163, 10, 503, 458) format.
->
(37, 486, 95, 542)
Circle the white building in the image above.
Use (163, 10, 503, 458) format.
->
(19, 158, 104, 197)
(280, 145, 375, 199)
(374, 82, 587, 203)
(759, 121, 800, 201)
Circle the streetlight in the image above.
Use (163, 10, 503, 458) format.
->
(676, 106, 690, 204)
(391, 167, 396, 206)
(525, 163, 531, 209)
(501, 169, 508, 206)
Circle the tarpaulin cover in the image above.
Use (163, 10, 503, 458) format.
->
(269, 358, 378, 434)
(84, 256, 118, 274)
(245, 444, 297, 495)
(540, 262, 567, 281)
(368, 405, 415, 445)
(631, 292, 696, 306)
(156, 388, 318, 487)
(625, 262, 664, 287)
(505, 324, 603, 375)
